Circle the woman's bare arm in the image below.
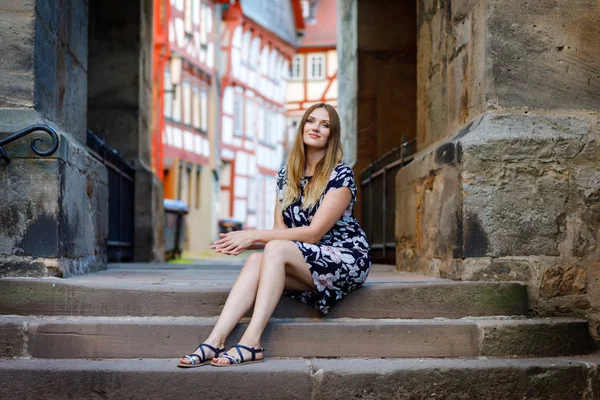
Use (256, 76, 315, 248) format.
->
(255, 187, 351, 244)
(212, 188, 352, 255)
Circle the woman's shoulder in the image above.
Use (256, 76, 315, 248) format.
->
(277, 165, 287, 178)
(332, 161, 354, 177)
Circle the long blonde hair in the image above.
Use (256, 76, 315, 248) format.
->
(282, 103, 343, 210)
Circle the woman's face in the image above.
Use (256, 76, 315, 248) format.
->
(303, 107, 331, 150)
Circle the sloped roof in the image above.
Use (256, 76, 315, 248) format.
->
(301, 0, 337, 48)
(240, 0, 298, 45)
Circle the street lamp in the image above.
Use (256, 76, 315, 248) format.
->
(165, 54, 182, 93)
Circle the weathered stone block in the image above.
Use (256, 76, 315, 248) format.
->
(0, 158, 61, 258)
(0, 323, 25, 358)
(0, 127, 108, 277)
(454, 257, 533, 282)
(67, 0, 88, 70)
(541, 265, 587, 297)
(486, 0, 600, 110)
(34, 16, 57, 121)
(478, 318, 591, 357)
(0, 11, 35, 72)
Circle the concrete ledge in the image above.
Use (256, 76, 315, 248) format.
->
(0, 316, 590, 359)
(0, 358, 598, 399)
(0, 278, 528, 319)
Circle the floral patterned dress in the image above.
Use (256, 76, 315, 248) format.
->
(277, 161, 372, 315)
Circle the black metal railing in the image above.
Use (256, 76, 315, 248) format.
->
(0, 124, 59, 164)
(360, 138, 417, 264)
(87, 130, 135, 262)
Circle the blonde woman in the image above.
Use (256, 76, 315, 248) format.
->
(178, 103, 372, 367)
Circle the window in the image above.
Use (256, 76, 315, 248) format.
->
(184, 0, 193, 35)
(172, 83, 182, 122)
(308, 54, 325, 80)
(301, 0, 310, 18)
(247, 177, 257, 211)
(200, 2, 209, 46)
(200, 90, 208, 131)
(263, 110, 273, 145)
(164, 68, 173, 119)
(289, 55, 302, 80)
(193, 0, 201, 25)
(192, 86, 201, 129)
(245, 101, 254, 139)
(195, 166, 201, 209)
(234, 96, 243, 137)
(188, 165, 194, 207)
(183, 82, 192, 126)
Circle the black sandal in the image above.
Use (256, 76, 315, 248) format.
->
(177, 343, 225, 368)
(210, 344, 265, 367)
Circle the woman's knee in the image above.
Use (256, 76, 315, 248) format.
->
(263, 240, 291, 260)
(242, 252, 263, 272)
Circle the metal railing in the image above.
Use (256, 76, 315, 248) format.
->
(0, 124, 59, 164)
(87, 130, 135, 262)
(360, 138, 417, 264)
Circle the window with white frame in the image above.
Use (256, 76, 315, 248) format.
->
(172, 83, 182, 122)
(263, 110, 273, 145)
(301, 0, 310, 18)
(200, 2, 208, 45)
(234, 95, 243, 137)
(289, 55, 302, 80)
(193, 0, 200, 25)
(308, 53, 325, 80)
(192, 86, 201, 129)
(164, 68, 173, 119)
(184, 0, 193, 35)
(247, 177, 257, 211)
(183, 81, 192, 126)
(200, 89, 208, 131)
(245, 100, 255, 138)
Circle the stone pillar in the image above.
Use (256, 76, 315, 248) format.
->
(397, 0, 600, 335)
(0, 0, 108, 277)
(87, 0, 164, 262)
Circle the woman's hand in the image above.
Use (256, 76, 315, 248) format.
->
(210, 230, 259, 256)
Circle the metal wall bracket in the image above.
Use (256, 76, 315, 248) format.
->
(0, 124, 59, 164)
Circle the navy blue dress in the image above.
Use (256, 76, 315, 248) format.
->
(277, 161, 372, 314)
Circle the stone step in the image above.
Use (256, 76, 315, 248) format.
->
(1, 357, 598, 399)
(1, 316, 590, 359)
(0, 276, 528, 319)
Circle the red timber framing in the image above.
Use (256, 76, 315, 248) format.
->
(152, 0, 170, 181)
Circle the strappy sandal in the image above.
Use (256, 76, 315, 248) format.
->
(210, 344, 265, 367)
(177, 343, 225, 368)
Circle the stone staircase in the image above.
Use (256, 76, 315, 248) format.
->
(1, 264, 599, 399)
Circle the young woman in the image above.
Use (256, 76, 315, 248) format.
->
(178, 103, 372, 367)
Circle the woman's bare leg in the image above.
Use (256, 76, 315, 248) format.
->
(179, 252, 263, 364)
(213, 240, 315, 364)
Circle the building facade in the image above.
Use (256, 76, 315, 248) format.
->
(286, 0, 338, 147)
(218, 0, 302, 230)
(156, 0, 220, 252)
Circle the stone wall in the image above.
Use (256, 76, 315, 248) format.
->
(0, 0, 108, 277)
(397, 0, 600, 340)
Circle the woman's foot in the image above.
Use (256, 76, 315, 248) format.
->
(178, 342, 224, 368)
(211, 343, 265, 366)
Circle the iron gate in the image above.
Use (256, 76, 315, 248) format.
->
(87, 130, 135, 262)
(360, 139, 416, 264)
